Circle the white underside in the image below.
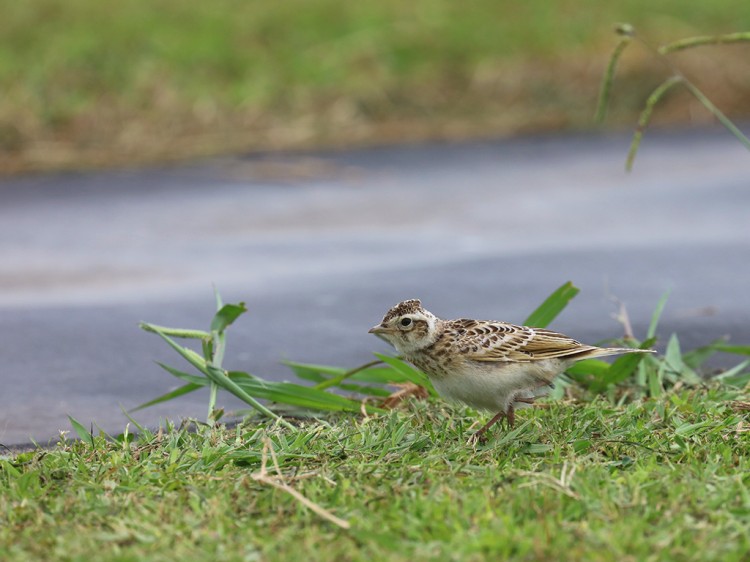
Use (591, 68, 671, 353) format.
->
(429, 359, 564, 413)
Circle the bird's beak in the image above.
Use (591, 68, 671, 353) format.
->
(368, 325, 392, 335)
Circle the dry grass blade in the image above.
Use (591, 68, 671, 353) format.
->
(515, 461, 579, 500)
(251, 438, 351, 530)
(730, 401, 750, 412)
(380, 383, 430, 409)
(608, 294, 635, 340)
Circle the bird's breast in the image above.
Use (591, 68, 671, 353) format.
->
(409, 355, 564, 412)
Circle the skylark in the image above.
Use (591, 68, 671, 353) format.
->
(369, 299, 654, 442)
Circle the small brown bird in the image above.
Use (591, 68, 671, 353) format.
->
(369, 299, 653, 442)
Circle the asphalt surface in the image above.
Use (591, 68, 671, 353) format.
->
(2, 129, 749, 446)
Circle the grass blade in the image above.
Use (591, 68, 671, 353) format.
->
(565, 359, 612, 377)
(144, 322, 294, 427)
(131, 382, 204, 412)
(231, 373, 386, 414)
(139, 322, 211, 339)
(286, 361, 413, 386)
(68, 415, 94, 446)
(589, 338, 657, 391)
(523, 282, 579, 328)
(373, 353, 436, 395)
(597, 353, 645, 390)
(714, 360, 750, 381)
(119, 406, 148, 434)
(681, 338, 724, 369)
(595, 31, 632, 123)
(311, 360, 384, 392)
(647, 290, 671, 340)
(202, 365, 295, 429)
(284, 361, 348, 379)
(211, 303, 248, 333)
(719, 370, 750, 388)
(284, 362, 392, 397)
(648, 363, 663, 397)
(663, 334, 701, 384)
(682, 81, 750, 153)
(712, 343, 750, 356)
(659, 31, 750, 54)
(626, 76, 683, 171)
(147, 326, 211, 375)
(154, 361, 210, 385)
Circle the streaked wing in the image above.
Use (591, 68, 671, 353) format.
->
(447, 319, 597, 362)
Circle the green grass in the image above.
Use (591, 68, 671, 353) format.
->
(2, 387, 750, 561)
(134, 283, 749, 424)
(2, 0, 750, 172)
(3, 286, 749, 559)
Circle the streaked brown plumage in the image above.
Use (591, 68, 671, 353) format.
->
(370, 299, 654, 443)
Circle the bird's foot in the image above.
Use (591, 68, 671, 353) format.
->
(467, 411, 507, 445)
(467, 431, 488, 446)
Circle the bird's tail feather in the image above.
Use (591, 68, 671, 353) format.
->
(581, 347, 655, 360)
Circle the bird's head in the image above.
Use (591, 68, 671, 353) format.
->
(369, 299, 440, 354)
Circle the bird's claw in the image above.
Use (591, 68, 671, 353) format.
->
(467, 431, 488, 446)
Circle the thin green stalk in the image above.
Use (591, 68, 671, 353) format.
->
(626, 76, 684, 171)
(208, 331, 225, 423)
(595, 35, 631, 123)
(604, 24, 750, 171)
(202, 365, 296, 431)
(313, 359, 385, 391)
(207, 382, 219, 423)
(659, 32, 750, 54)
(682, 81, 750, 152)
(207, 287, 226, 423)
(138, 322, 210, 339)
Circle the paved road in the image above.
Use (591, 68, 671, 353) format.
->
(2, 129, 749, 446)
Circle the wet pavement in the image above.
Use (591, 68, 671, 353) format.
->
(2, 129, 749, 445)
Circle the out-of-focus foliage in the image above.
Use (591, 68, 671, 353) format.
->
(1, 0, 749, 172)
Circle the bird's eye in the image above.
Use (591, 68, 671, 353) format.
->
(400, 317, 412, 327)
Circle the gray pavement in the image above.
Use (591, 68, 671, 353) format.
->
(2, 129, 749, 446)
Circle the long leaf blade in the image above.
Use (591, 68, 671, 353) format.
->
(523, 282, 580, 328)
(714, 360, 750, 381)
(147, 326, 211, 375)
(68, 415, 94, 445)
(590, 338, 657, 391)
(139, 322, 211, 339)
(647, 290, 671, 340)
(131, 382, 204, 412)
(202, 365, 294, 428)
(373, 353, 437, 395)
(713, 344, 750, 356)
(231, 374, 385, 414)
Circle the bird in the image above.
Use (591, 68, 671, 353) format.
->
(369, 299, 654, 443)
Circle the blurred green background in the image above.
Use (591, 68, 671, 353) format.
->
(1, 0, 749, 173)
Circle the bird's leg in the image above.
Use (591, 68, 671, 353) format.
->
(469, 411, 506, 444)
(506, 404, 516, 427)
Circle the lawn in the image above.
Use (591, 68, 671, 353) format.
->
(2, 0, 749, 172)
(3, 285, 750, 560)
(2, 388, 749, 561)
